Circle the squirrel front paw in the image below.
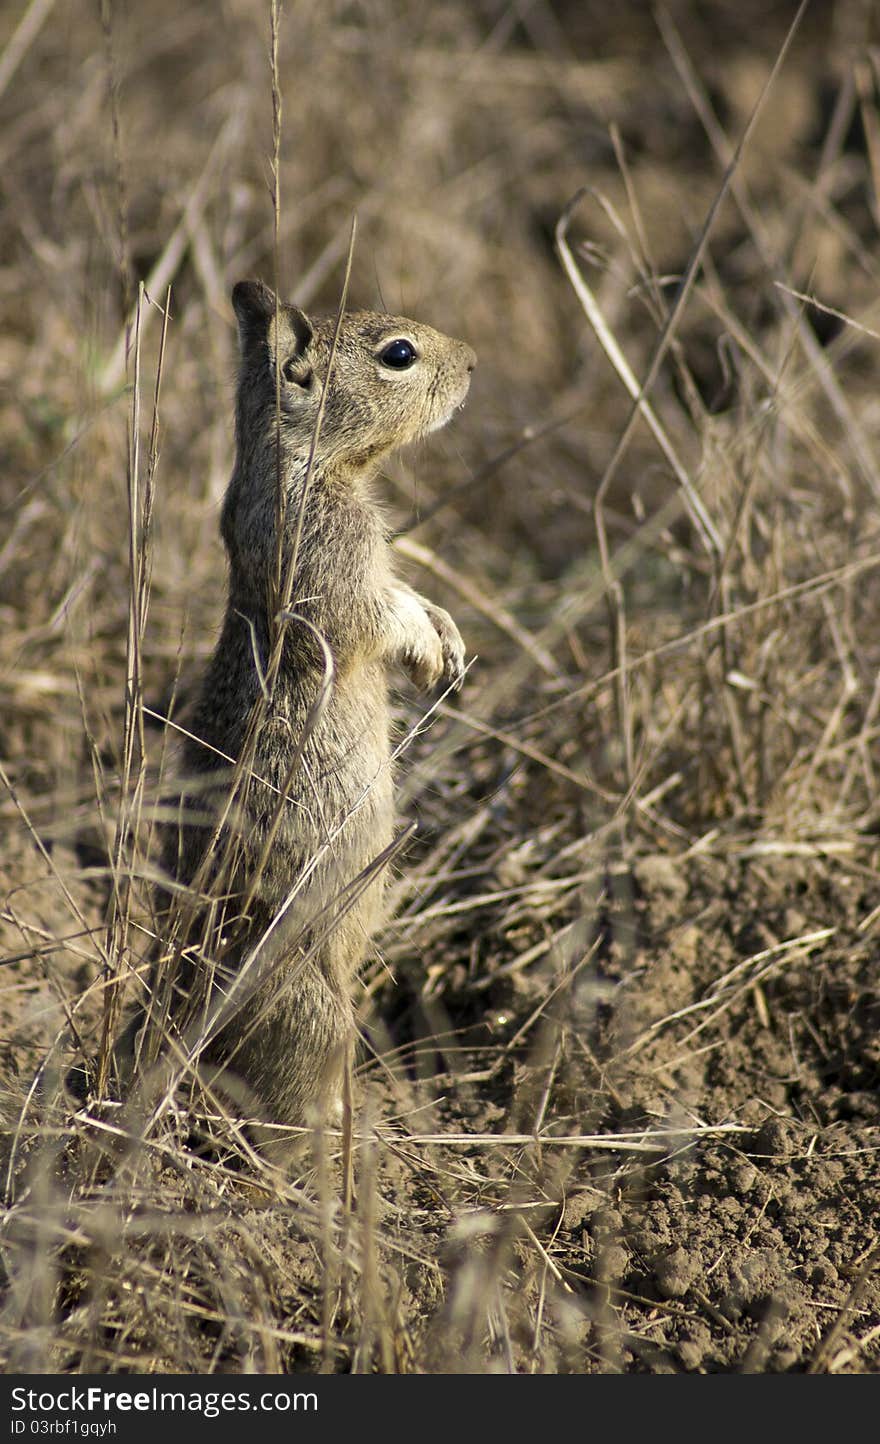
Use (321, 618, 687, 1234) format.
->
(388, 587, 466, 692)
(424, 603, 465, 691)
(400, 622, 445, 690)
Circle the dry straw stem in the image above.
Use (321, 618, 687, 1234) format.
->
(517, 549, 880, 732)
(554, 0, 808, 787)
(272, 216, 357, 652)
(656, 2, 880, 499)
(0, 0, 55, 103)
(808, 1242, 880, 1374)
(99, 114, 240, 395)
(98, 285, 171, 1100)
(620, 927, 837, 1060)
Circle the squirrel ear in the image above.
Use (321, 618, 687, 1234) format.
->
(281, 303, 313, 358)
(231, 280, 313, 358)
(231, 279, 275, 337)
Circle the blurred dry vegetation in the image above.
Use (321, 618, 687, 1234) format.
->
(2, 0, 880, 1374)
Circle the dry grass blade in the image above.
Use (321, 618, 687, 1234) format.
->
(0, 0, 55, 103)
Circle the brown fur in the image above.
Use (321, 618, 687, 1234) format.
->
(123, 280, 474, 1144)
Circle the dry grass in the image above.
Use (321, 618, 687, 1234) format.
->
(2, 0, 880, 1374)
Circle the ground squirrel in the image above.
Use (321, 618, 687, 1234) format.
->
(120, 279, 475, 1145)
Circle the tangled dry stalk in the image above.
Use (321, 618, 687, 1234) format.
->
(1, 0, 880, 1374)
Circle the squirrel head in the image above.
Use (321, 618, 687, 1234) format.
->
(230, 279, 476, 471)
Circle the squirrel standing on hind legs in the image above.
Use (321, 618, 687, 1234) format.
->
(119, 278, 475, 1147)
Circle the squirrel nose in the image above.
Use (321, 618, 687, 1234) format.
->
(463, 345, 477, 372)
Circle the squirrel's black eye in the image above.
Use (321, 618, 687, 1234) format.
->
(379, 339, 418, 369)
